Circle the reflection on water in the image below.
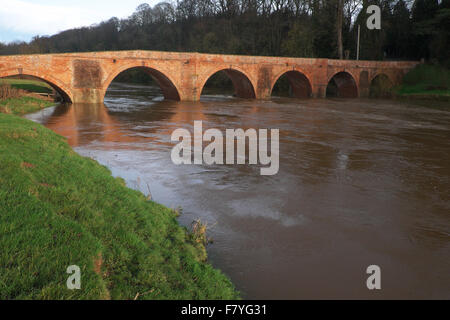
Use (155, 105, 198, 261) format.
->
(26, 83, 450, 299)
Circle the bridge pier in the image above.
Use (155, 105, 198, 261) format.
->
(255, 87, 272, 100)
(312, 85, 327, 98)
(72, 88, 105, 104)
(358, 71, 370, 98)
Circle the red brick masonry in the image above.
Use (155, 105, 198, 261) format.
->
(0, 50, 419, 103)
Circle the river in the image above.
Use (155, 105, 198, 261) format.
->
(26, 82, 450, 299)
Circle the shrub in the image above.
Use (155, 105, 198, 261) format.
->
(403, 64, 450, 89)
(0, 83, 21, 100)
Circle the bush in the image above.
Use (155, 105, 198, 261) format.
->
(403, 64, 450, 89)
(0, 83, 21, 100)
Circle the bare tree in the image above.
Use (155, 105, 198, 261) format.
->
(337, 0, 344, 59)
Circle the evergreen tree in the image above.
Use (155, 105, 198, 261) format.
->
(386, 0, 411, 59)
(411, 0, 439, 59)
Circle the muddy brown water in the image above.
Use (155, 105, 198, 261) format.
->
(26, 83, 450, 299)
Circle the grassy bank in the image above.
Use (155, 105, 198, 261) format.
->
(0, 96, 54, 115)
(394, 64, 450, 101)
(0, 104, 238, 299)
(0, 78, 53, 95)
(0, 78, 55, 115)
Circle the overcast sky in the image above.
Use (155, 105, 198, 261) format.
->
(0, 0, 159, 43)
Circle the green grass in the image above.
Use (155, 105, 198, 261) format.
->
(396, 84, 449, 95)
(0, 113, 238, 300)
(0, 79, 53, 94)
(395, 64, 450, 101)
(0, 96, 54, 115)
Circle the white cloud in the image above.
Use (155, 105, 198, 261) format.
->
(0, 0, 97, 37)
(0, 0, 157, 42)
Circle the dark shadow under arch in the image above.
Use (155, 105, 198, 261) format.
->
(370, 74, 394, 98)
(1, 74, 72, 103)
(271, 71, 312, 98)
(200, 69, 255, 99)
(107, 66, 180, 101)
(326, 72, 358, 98)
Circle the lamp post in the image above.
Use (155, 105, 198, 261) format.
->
(357, 24, 361, 60)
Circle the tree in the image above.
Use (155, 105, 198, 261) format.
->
(411, 0, 439, 59)
(337, 0, 344, 59)
(429, 0, 450, 65)
(386, 0, 411, 59)
(0, 0, 446, 67)
(282, 20, 315, 57)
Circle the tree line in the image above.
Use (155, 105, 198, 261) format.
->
(0, 0, 448, 65)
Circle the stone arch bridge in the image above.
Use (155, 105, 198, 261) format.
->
(0, 51, 418, 103)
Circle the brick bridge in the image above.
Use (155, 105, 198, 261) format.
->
(0, 51, 418, 103)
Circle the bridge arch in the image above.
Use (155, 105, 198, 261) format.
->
(0, 68, 72, 102)
(198, 67, 256, 100)
(271, 69, 312, 98)
(103, 64, 181, 101)
(326, 71, 358, 98)
(369, 73, 394, 98)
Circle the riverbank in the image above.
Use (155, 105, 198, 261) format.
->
(0, 78, 53, 95)
(0, 96, 238, 299)
(0, 79, 55, 115)
(393, 64, 450, 102)
(0, 96, 54, 115)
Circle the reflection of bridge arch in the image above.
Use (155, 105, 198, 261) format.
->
(271, 69, 313, 98)
(44, 103, 142, 147)
(44, 101, 210, 148)
(326, 71, 358, 98)
(198, 67, 256, 100)
(103, 64, 181, 101)
(0, 68, 73, 102)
